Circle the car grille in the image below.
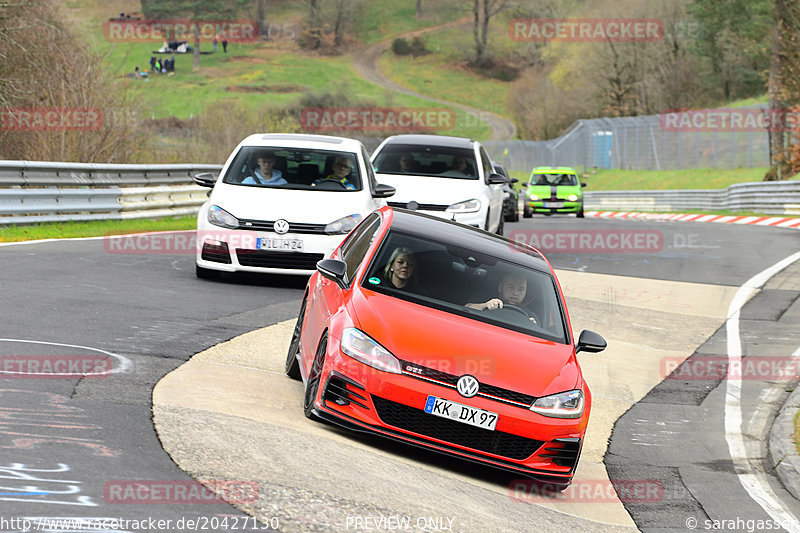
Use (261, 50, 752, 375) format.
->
(324, 374, 369, 409)
(539, 438, 581, 469)
(398, 359, 537, 408)
(201, 241, 231, 264)
(388, 202, 449, 212)
(238, 219, 328, 235)
(371, 396, 544, 461)
(235, 250, 324, 269)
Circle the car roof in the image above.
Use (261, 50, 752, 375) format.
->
(387, 207, 550, 272)
(532, 166, 576, 174)
(380, 134, 477, 150)
(238, 133, 363, 151)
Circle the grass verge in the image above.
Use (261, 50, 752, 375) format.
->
(508, 167, 784, 191)
(0, 216, 196, 242)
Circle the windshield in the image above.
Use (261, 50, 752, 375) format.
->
(222, 146, 363, 191)
(372, 144, 478, 180)
(362, 230, 567, 343)
(530, 172, 578, 186)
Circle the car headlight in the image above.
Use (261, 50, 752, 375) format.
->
(446, 199, 481, 214)
(528, 193, 539, 201)
(340, 328, 401, 374)
(208, 205, 239, 229)
(325, 214, 362, 235)
(567, 194, 579, 202)
(530, 390, 584, 418)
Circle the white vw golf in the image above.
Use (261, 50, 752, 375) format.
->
(194, 133, 395, 277)
(370, 134, 507, 235)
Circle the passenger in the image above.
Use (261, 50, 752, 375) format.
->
(242, 151, 286, 185)
(380, 247, 417, 290)
(465, 273, 539, 324)
(313, 156, 356, 190)
(399, 153, 415, 173)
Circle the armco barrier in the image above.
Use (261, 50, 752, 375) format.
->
(584, 181, 800, 216)
(0, 161, 222, 225)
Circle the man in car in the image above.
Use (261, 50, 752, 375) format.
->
(314, 156, 356, 190)
(465, 272, 539, 324)
(242, 151, 286, 185)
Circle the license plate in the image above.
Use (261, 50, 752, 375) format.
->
(543, 201, 563, 208)
(424, 396, 498, 431)
(256, 238, 304, 251)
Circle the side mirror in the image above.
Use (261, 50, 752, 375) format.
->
(194, 172, 217, 188)
(488, 173, 507, 185)
(372, 183, 396, 198)
(581, 182, 587, 188)
(317, 258, 347, 287)
(510, 178, 519, 184)
(575, 329, 606, 354)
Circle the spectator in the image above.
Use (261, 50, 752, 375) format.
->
(213, 36, 218, 53)
(222, 38, 228, 53)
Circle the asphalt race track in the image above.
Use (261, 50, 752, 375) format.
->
(0, 216, 799, 532)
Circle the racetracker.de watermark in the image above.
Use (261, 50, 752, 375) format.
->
(300, 107, 456, 132)
(104, 480, 259, 504)
(509, 229, 664, 254)
(661, 356, 800, 381)
(103, 19, 257, 43)
(509, 479, 664, 503)
(659, 107, 800, 132)
(509, 18, 664, 42)
(0, 108, 102, 131)
(0, 355, 111, 378)
(104, 231, 267, 255)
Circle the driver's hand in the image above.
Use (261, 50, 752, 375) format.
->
(529, 316, 539, 324)
(484, 298, 503, 310)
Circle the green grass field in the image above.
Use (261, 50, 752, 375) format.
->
(0, 216, 196, 243)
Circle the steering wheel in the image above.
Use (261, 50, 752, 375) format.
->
(487, 304, 540, 325)
(314, 179, 348, 190)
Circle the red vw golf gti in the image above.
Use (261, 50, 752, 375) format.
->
(285, 206, 606, 487)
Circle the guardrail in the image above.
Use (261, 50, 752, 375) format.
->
(3, 161, 799, 224)
(0, 161, 221, 225)
(584, 181, 800, 216)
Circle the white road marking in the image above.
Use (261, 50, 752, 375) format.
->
(725, 250, 800, 531)
(0, 339, 131, 376)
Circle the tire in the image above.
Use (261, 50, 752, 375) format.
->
(195, 264, 219, 279)
(304, 336, 327, 420)
(484, 211, 491, 232)
(496, 215, 504, 236)
(285, 295, 307, 380)
(577, 204, 585, 218)
(523, 205, 532, 218)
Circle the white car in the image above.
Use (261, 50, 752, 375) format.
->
(193, 133, 395, 277)
(370, 134, 507, 234)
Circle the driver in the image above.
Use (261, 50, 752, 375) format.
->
(465, 273, 539, 324)
(313, 156, 356, 190)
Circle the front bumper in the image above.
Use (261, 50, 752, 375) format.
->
(525, 200, 582, 214)
(195, 224, 346, 276)
(311, 341, 587, 480)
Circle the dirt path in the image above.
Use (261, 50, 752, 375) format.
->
(351, 17, 517, 141)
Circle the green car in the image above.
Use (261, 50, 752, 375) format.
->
(522, 166, 585, 218)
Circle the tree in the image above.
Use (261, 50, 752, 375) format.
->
(687, 0, 772, 101)
(469, 0, 509, 67)
(766, 0, 800, 179)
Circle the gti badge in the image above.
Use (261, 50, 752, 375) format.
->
(456, 375, 479, 398)
(273, 219, 290, 235)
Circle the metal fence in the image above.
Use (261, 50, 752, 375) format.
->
(484, 107, 777, 175)
(0, 161, 220, 225)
